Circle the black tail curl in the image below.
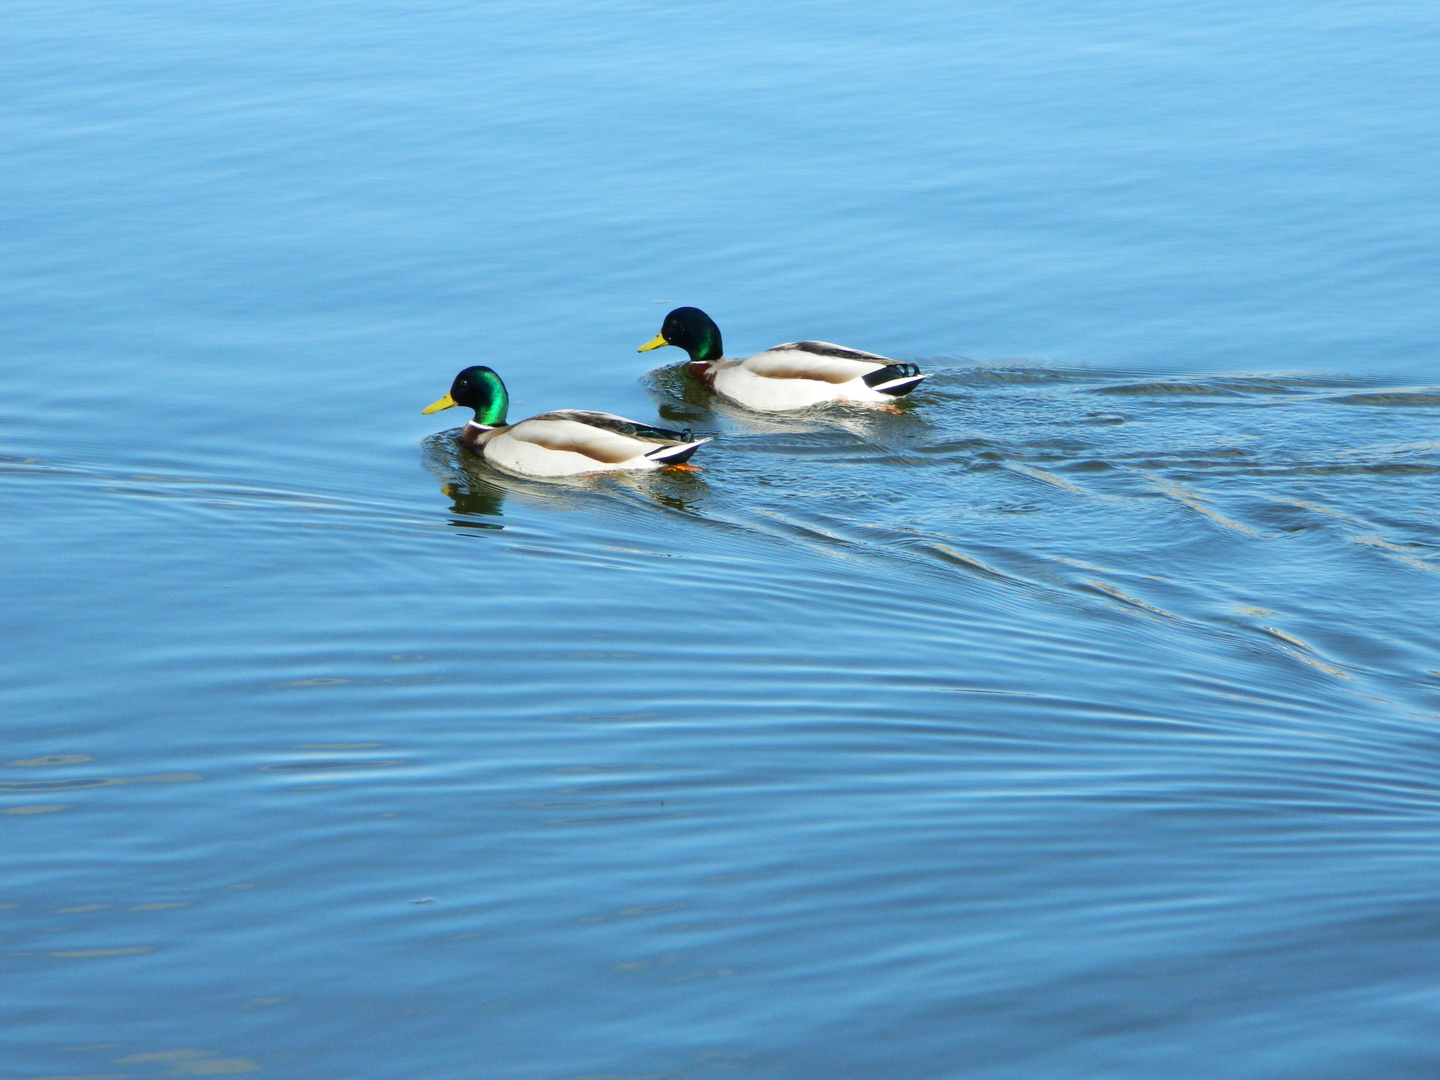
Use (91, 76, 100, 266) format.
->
(863, 362, 923, 389)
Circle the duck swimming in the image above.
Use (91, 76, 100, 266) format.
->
(638, 307, 928, 412)
(423, 366, 709, 478)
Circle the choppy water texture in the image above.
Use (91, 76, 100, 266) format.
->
(3, 2, 1439, 1078)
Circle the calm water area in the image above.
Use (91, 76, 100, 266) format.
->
(3, 2, 1439, 1077)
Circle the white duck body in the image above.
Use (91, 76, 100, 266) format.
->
(693, 341, 929, 412)
(463, 410, 708, 478)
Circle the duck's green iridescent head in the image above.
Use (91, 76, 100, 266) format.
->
(422, 366, 510, 426)
(638, 307, 723, 364)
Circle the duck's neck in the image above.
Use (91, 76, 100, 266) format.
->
(687, 323, 724, 364)
(471, 396, 508, 427)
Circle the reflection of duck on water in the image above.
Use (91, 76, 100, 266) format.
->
(441, 480, 506, 526)
(639, 307, 928, 412)
(421, 424, 713, 525)
(422, 367, 711, 478)
(420, 433, 507, 527)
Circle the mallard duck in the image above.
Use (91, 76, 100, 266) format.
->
(638, 307, 928, 412)
(422, 367, 709, 478)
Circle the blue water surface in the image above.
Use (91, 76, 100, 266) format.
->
(2, 2, 1439, 1078)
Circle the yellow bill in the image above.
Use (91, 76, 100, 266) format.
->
(637, 333, 669, 353)
(422, 392, 457, 414)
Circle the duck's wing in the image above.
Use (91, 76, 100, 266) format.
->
(511, 411, 706, 465)
(777, 341, 898, 363)
(540, 410, 698, 443)
(759, 342, 928, 395)
(741, 341, 903, 384)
